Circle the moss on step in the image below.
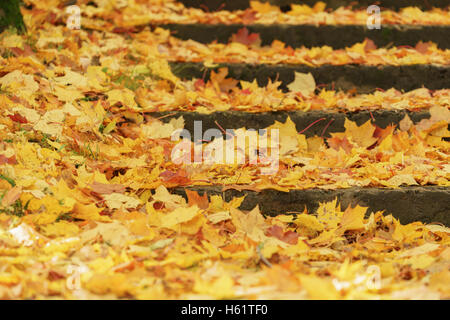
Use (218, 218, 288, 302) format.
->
(0, 0, 26, 33)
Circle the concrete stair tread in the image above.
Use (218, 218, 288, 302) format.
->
(170, 62, 450, 92)
(149, 109, 436, 138)
(169, 185, 450, 225)
(160, 24, 450, 49)
(178, 0, 450, 11)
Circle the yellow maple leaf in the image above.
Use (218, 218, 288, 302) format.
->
(103, 193, 142, 210)
(85, 273, 134, 297)
(0, 70, 39, 97)
(73, 202, 110, 222)
(287, 72, 316, 96)
(383, 174, 418, 187)
(230, 206, 267, 242)
(207, 211, 231, 224)
(87, 66, 109, 89)
(299, 275, 340, 299)
(193, 274, 235, 299)
(339, 205, 367, 232)
(2, 34, 24, 49)
(148, 205, 200, 231)
(80, 221, 131, 247)
(288, 4, 314, 15)
(181, 214, 207, 235)
(267, 116, 306, 156)
(403, 255, 435, 269)
(316, 198, 342, 228)
(147, 59, 179, 85)
(347, 41, 367, 57)
(107, 88, 138, 109)
(344, 119, 377, 148)
(150, 185, 187, 210)
(288, 2, 325, 15)
(40, 221, 80, 237)
(293, 213, 325, 232)
(54, 85, 84, 102)
(429, 270, 450, 297)
(250, 1, 279, 14)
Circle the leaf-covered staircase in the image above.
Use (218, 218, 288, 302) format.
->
(145, 0, 450, 225)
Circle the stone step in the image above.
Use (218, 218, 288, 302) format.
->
(179, 0, 450, 11)
(170, 62, 450, 92)
(169, 185, 450, 225)
(148, 110, 433, 139)
(160, 24, 450, 49)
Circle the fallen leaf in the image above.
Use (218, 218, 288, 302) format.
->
(1, 186, 22, 207)
(230, 27, 261, 46)
(287, 72, 316, 97)
(90, 182, 126, 194)
(185, 189, 209, 210)
(399, 114, 413, 131)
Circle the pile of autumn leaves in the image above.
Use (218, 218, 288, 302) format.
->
(0, 1, 448, 299)
(141, 29, 450, 66)
(35, 0, 450, 27)
(0, 185, 449, 299)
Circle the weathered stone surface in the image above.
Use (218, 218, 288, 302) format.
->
(161, 24, 450, 49)
(170, 186, 450, 225)
(179, 0, 450, 11)
(148, 110, 432, 138)
(170, 62, 450, 92)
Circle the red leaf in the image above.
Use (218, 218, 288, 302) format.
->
(266, 225, 299, 245)
(364, 38, 377, 52)
(327, 136, 353, 154)
(267, 225, 283, 238)
(48, 270, 65, 281)
(1, 186, 22, 207)
(415, 41, 432, 54)
(0, 155, 17, 165)
(90, 181, 126, 195)
(8, 113, 28, 124)
(0, 155, 9, 165)
(9, 44, 34, 57)
(185, 189, 209, 210)
(153, 201, 165, 210)
(160, 169, 191, 185)
(373, 124, 395, 141)
(210, 68, 238, 92)
(112, 27, 139, 34)
(282, 231, 300, 245)
(241, 9, 257, 24)
(194, 79, 205, 91)
(231, 27, 261, 46)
